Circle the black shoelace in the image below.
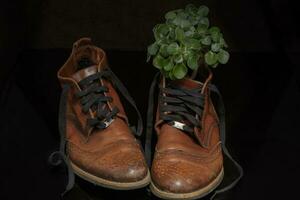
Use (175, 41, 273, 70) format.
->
(76, 71, 119, 130)
(145, 72, 243, 200)
(48, 68, 143, 198)
(159, 83, 205, 133)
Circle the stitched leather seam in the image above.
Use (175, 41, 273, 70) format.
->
(204, 122, 219, 147)
(67, 139, 139, 154)
(155, 150, 221, 163)
(155, 144, 221, 162)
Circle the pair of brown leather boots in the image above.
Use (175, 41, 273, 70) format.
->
(50, 38, 242, 200)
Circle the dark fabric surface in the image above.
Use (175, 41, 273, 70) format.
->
(0, 49, 299, 200)
(1, 0, 298, 92)
(1, 0, 299, 199)
(1, 0, 291, 51)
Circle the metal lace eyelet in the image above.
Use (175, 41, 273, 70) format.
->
(171, 121, 186, 131)
(103, 118, 114, 128)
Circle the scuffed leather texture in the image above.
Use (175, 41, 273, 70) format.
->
(58, 38, 148, 183)
(151, 78, 223, 193)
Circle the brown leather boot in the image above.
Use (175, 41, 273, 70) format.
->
(54, 38, 150, 192)
(145, 70, 243, 199)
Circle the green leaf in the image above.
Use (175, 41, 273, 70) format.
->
(189, 16, 199, 26)
(204, 51, 218, 65)
(173, 16, 182, 26)
(217, 49, 230, 64)
(184, 26, 196, 37)
(199, 17, 209, 27)
(173, 63, 188, 79)
(197, 24, 208, 34)
(154, 24, 170, 39)
(177, 11, 188, 19)
(168, 70, 175, 80)
(211, 31, 221, 42)
(209, 27, 221, 42)
(167, 42, 180, 55)
(163, 58, 174, 71)
(165, 11, 177, 20)
(159, 24, 170, 35)
(219, 37, 228, 48)
(185, 30, 194, 37)
(175, 27, 185, 41)
(153, 54, 165, 69)
(180, 19, 191, 28)
(211, 43, 221, 52)
(182, 48, 193, 60)
(173, 14, 191, 28)
(168, 27, 176, 40)
(173, 54, 184, 63)
(198, 5, 209, 16)
(147, 43, 159, 55)
(209, 26, 220, 34)
(201, 36, 211, 45)
(183, 38, 201, 50)
(187, 54, 199, 70)
(185, 4, 197, 15)
(159, 44, 169, 57)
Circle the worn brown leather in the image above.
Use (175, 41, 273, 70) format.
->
(57, 38, 148, 183)
(151, 73, 224, 193)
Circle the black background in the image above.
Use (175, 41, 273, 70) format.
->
(0, 0, 299, 200)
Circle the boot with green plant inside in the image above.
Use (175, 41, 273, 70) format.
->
(145, 4, 243, 200)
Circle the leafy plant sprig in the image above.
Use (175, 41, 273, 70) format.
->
(147, 4, 230, 80)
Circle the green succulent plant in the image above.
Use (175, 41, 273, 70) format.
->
(147, 4, 230, 80)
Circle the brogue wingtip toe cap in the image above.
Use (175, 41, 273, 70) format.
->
(93, 152, 148, 182)
(69, 143, 148, 183)
(151, 161, 219, 194)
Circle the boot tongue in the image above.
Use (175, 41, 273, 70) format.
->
(71, 64, 111, 136)
(168, 78, 203, 90)
(71, 65, 98, 83)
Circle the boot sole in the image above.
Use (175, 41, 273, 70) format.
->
(150, 167, 224, 200)
(70, 161, 151, 190)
